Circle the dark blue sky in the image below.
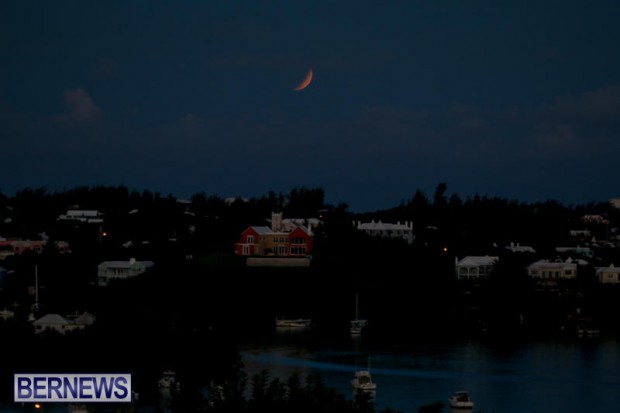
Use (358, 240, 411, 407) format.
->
(2, 1, 620, 212)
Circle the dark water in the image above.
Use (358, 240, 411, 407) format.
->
(240, 330, 620, 413)
(4, 330, 619, 413)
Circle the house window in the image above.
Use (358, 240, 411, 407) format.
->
(247, 235, 254, 244)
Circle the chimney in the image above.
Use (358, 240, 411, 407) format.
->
(271, 212, 283, 231)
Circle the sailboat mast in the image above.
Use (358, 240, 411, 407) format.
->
(31, 264, 40, 314)
(355, 292, 359, 320)
(35, 265, 39, 307)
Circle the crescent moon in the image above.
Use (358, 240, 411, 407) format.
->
(294, 68, 313, 91)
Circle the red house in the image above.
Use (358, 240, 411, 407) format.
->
(234, 212, 314, 257)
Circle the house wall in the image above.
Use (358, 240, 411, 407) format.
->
(457, 265, 495, 280)
(235, 228, 260, 256)
(527, 262, 577, 279)
(289, 227, 312, 256)
(597, 269, 620, 284)
(455, 256, 498, 280)
(97, 259, 153, 286)
(235, 222, 314, 257)
(262, 233, 289, 256)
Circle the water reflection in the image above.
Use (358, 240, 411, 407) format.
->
(240, 333, 620, 413)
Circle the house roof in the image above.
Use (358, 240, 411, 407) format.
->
(528, 259, 577, 269)
(250, 226, 274, 235)
(457, 256, 498, 266)
(597, 264, 620, 273)
(100, 260, 154, 269)
(33, 314, 70, 326)
(505, 242, 536, 253)
(357, 220, 413, 231)
(73, 312, 96, 325)
(290, 225, 312, 236)
(249, 225, 312, 237)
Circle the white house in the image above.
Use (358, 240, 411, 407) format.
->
(505, 242, 536, 254)
(57, 209, 104, 224)
(355, 220, 414, 244)
(455, 256, 499, 280)
(32, 312, 95, 335)
(97, 258, 154, 286)
(527, 258, 577, 280)
(555, 246, 593, 259)
(596, 264, 620, 284)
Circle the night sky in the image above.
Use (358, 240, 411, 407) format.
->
(1, 1, 620, 212)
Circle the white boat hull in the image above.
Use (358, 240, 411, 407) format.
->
(351, 370, 376, 392)
(350, 319, 368, 334)
(449, 391, 474, 409)
(275, 318, 312, 328)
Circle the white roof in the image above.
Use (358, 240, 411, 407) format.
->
(250, 226, 274, 235)
(528, 259, 577, 269)
(33, 314, 70, 326)
(73, 312, 96, 325)
(66, 210, 100, 217)
(597, 264, 620, 273)
(100, 260, 154, 269)
(357, 220, 413, 230)
(505, 243, 536, 253)
(457, 256, 498, 266)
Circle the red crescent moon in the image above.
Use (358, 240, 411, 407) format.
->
(294, 68, 313, 91)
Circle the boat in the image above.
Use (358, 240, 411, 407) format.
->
(67, 404, 89, 413)
(275, 317, 312, 328)
(577, 326, 600, 338)
(449, 390, 474, 409)
(350, 292, 368, 335)
(350, 369, 376, 392)
(576, 317, 600, 338)
(158, 370, 180, 389)
(351, 356, 376, 392)
(350, 318, 368, 335)
(0, 308, 15, 320)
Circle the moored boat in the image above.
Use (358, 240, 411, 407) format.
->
(275, 317, 312, 328)
(350, 292, 368, 335)
(158, 370, 180, 390)
(449, 390, 474, 409)
(351, 356, 376, 393)
(351, 369, 376, 392)
(67, 404, 89, 413)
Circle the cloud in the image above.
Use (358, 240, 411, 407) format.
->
(542, 84, 620, 123)
(529, 85, 620, 155)
(531, 122, 579, 153)
(92, 58, 121, 79)
(44, 88, 105, 147)
(55, 88, 103, 124)
(177, 113, 204, 138)
(63, 88, 102, 123)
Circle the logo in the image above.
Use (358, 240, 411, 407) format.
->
(14, 374, 131, 402)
